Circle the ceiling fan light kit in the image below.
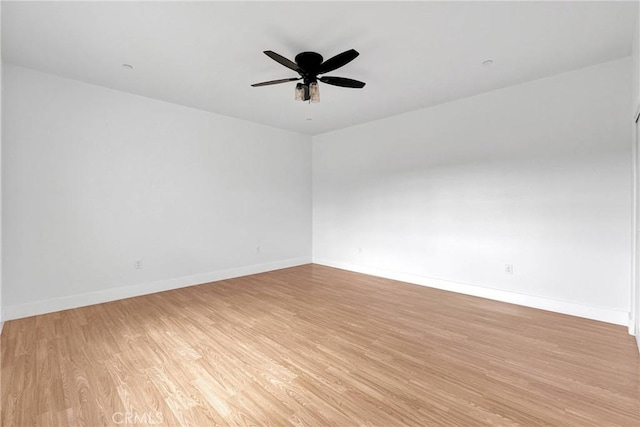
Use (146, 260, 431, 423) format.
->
(252, 49, 365, 103)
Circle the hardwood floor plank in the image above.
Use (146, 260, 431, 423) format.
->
(1, 264, 638, 426)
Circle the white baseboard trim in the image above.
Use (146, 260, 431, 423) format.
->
(313, 258, 629, 326)
(3, 257, 311, 321)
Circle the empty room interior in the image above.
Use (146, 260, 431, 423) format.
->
(1, 1, 640, 426)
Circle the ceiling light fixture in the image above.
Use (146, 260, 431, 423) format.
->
(295, 83, 305, 101)
(309, 82, 320, 104)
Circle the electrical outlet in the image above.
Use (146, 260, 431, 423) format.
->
(256, 246, 261, 254)
(135, 259, 143, 270)
(505, 264, 513, 275)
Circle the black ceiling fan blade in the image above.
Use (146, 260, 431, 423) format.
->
(251, 77, 301, 87)
(263, 51, 301, 72)
(319, 76, 366, 89)
(318, 49, 359, 74)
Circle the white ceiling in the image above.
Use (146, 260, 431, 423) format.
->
(2, 1, 638, 135)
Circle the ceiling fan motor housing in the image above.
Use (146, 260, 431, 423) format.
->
(295, 52, 323, 84)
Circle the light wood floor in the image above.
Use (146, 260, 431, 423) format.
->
(1, 264, 638, 426)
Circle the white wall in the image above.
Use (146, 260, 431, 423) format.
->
(632, 10, 640, 348)
(0, 2, 3, 334)
(2, 57, 634, 327)
(2, 64, 312, 319)
(313, 58, 632, 325)
(633, 21, 639, 116)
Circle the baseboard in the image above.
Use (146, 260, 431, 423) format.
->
(4, 256, 629, 328)
(313, 258, 629, 326)
(3, 257, 311, 321)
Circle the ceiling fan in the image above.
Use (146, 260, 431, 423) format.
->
(251, 49, 366, 103)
